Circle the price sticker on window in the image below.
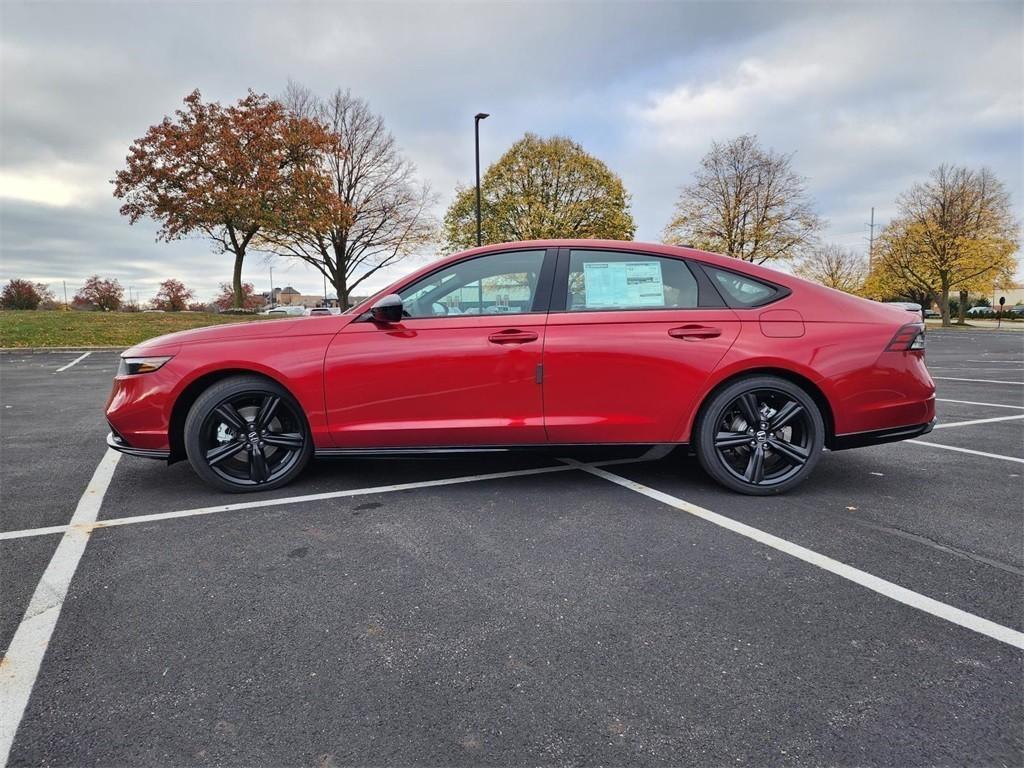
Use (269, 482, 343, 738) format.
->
(583, 261, 665, 308)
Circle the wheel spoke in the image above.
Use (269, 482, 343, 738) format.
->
(255, 395, 281, 430)
(215, 402, 247, 432)
(249, 446, 269, 483)
(263, 432, 304, 450)
(206, 440, 246, 467)
(769, 400, 803, 431)
(715, 431, 751, 450)
(736, 392, 761, 427)
(766, 437, 810, 467)
(743, 445, 765, 484)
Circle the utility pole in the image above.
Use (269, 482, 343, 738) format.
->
(269, 265, 274, 308)
(868, 207, 875, 269)
(62, 280, 68, 309)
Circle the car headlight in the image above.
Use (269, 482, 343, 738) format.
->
(118, 356, 173, 375)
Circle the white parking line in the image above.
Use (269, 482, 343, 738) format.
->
(936, 398, 1024, 410)
(932, 376, 1023, 385)
(0, 456, 659, 542)
(932, 414, 1024, 429)
(0, 448, 121, 765)
(906, 441, 1024, 464)
(567, 461, 1024, 650)
(53, 351, 91, 372)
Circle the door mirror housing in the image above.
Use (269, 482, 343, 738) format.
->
(370, 294, 404, 324)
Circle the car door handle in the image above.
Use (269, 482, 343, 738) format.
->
(488, 329, 539, 344)
(668, 324, 722, 340)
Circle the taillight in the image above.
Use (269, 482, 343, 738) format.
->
(887, 323, 926, 352)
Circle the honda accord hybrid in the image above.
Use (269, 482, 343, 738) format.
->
(105, 240, 936, 495)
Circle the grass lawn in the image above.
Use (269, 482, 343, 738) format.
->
(0, 310, 271, 348)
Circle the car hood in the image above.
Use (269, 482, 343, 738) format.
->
(123, 315, 353, 356)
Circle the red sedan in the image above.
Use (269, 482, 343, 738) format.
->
(106, 240, 935, 495)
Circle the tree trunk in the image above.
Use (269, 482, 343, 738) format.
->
(939, 288, 951, 328)
(957, 290, 968, 325)
(232, 250, 245, 309)
(333, 276, 349, 309)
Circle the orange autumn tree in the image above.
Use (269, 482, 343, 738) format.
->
(113, 90, 336, 308)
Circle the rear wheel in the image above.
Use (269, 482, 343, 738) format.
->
(694, 375, 824, 496)
(184, 375, 312, 493)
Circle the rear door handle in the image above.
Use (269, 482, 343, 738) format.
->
(488, 329, 539, 344)
(668, 324, 722, 340)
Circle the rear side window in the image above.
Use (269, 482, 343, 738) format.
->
(566, 250, 699, 311)
(704, 266, 779, 307)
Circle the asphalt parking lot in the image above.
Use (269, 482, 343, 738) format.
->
(1, 331, 1022, 767)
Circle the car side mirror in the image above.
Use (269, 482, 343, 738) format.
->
(370, 294, 404, 324)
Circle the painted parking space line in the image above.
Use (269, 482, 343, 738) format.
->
(565, 460, 1024, 650)
(0, 454, 663, 543)
(53, 352, 91, 372)
(932, 376, 1023, 385)
(936, 398, 1024, 410)
(932, 414, 1024, 429)
(906, 441, 1024, 464)
(0, 448, 121, 765)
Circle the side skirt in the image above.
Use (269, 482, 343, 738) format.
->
(314, 443, 685, 458)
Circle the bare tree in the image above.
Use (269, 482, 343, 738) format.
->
(262, 83, 436, 307)
(663, 134, 822, 263)
(794, 244, 868, 294)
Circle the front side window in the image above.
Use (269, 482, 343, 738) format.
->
(704, 266, 779, 307)
(399, 250, 546, 318)
(566, 250, 699, 311)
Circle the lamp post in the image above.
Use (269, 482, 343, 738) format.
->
(474, 112, 489, 247)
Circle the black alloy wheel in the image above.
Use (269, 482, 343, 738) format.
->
(695, 375, 824, 495)
(184, 375, 312, 493)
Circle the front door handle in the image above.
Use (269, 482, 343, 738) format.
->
(668, 324, 722, 340)
(488, 329, 539, 344)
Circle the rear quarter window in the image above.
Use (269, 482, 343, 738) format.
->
(704, 265, 783, 308)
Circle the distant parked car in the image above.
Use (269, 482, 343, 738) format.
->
(923, 309, 940, 319)
(885, 302, 924, 321)
(1008, 304, 1024, 317)
(263, 306, 305, 317)
(966, 306, 994, 317)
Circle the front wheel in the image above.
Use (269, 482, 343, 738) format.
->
(694, 375, 824, 496)
(184, 375, 312, 493)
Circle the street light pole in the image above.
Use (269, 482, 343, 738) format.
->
(474, 112, 489, 247)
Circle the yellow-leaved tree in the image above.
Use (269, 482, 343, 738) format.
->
(442, 134, 635, 251)
(867, 165, 1018, 326)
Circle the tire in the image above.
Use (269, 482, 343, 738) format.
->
(694, 375, 824, 496)
(184, 375, 312, 493)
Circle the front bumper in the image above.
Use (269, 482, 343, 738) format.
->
(830, 417, 936, 451)
(106, 431, 170, 460)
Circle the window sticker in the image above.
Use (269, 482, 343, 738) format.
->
(582, 261, 665, 308)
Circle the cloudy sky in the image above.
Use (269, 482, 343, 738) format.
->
(1, 0, 1021, 302)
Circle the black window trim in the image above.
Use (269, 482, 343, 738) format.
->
(363, 247, 558, 321)
(549, 245, 726, 314)
(693, 261, 792, 309)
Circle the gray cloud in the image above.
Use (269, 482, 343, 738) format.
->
(1, 1, 1021, 301)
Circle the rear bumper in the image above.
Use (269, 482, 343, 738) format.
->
(106, 431, 170, 460)
(830, 418, 936, 451)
